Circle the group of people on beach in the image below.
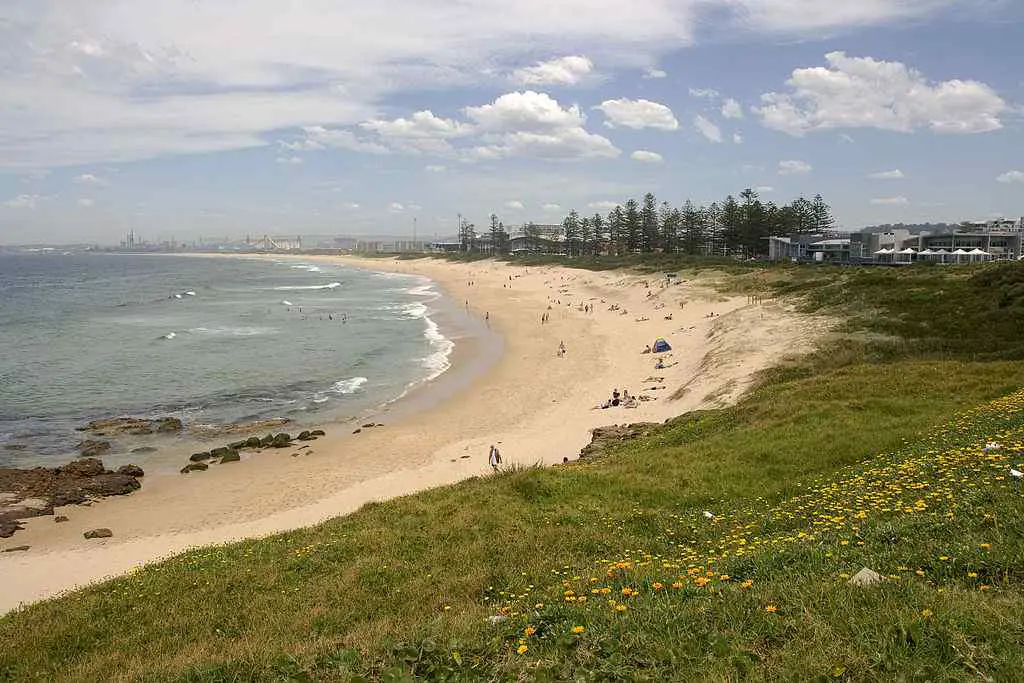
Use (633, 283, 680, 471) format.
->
(599, 387, 635, 409)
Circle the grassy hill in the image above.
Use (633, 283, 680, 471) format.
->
(3, 262, 1024, 682)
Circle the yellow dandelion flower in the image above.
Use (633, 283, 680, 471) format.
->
(516, 644, 529, 655)
(967, 572, 978, 578)
(765, 605, 778, 613)
(979, 543, 992, 550)
(615, 603, 628, 612)
(921, 609, 933, 618)
(741, 580, 753, 589)
(652, 582, 664, 590)
(671, 581, 684, 589)
(571, 626, 585, 634)
(523, 626, 536, 637)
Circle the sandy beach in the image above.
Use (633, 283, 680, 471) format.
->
(0, 257, 832, 614)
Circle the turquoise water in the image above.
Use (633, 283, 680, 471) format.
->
(0, 254, 457, 467)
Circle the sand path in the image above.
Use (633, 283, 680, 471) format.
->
(0, 257, 831, 614)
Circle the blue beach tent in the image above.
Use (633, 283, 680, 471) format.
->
(652, 337, 672, 353)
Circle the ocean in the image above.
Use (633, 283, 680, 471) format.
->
(0, 253, 465, 468)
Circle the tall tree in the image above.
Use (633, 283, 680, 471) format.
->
(680, 200, 704, 255)
(810, 194, 835, 233)
(640, 192, 658, 253)
(563, 209, 581, 256)
(489, 213, 501, 255)
(720, 195, 742, 255)
(623, 199, 641, 253)
(579, 216, 594, 256)
(790, 197, 814, 234)
(591, 213, 606, 255)
(608, 207, 625, 255)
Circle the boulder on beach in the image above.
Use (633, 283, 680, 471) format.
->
(130, 446, 158, 454)
(189, 452, 211, 462)
(210, 447, 233, 458)
(83, 528, 113, 539)
(77, 439, 111, 458)
(54, 515, 69, 523)
(260, 435, 275, 448)
(244, 436, 262, 449)
(117, 464, 145, 477)
(297, 430, 312, 441)
(187, 417, 290, 438)
(0, 458, 143, 538)
(311, 430, 326, 437)
(180, 462, 209, 473)
(219, 451, 241, 463)
(272, 433, 292, 448)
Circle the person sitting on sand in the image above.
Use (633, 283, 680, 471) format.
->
(642, 344, 652, 354)
(655, 358, 665, 369)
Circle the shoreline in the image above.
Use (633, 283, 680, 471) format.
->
(0, 256, 832, 615)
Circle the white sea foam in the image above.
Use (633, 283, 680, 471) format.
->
(273, 282, 341, 291)
(402, 302, 428, 319)
(406, 283, 440, 299)
(332, 376, 368, 394)
(281, 300, 293, 306)
(421, 315, 454, 381)
(188, 326, 278, 337)
(290, 264, 322, 273)
(160, 332, 176, 340)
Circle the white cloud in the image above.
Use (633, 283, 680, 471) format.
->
(505, 200, 525, 210)
(74, 173, 108, 186)
(755, 52, 1007, 136)
(870, 196, 909, 205)
(296, 127, 390, 155)
(512, 56, 593, 86)
(689, 88, 720, 99)
(77, 198, 95, 208)
(342, 202, 361, 209)
(275, 155, 303, 165)
(631, 150, 664, 163)
(778, 159, 812, 175)
(996, 170, 1024, 184)
(755, 186, 774, 193)
(732, 133, 743, 144)
(0, 2, 989, 170)
(643, 67, 667, 79)
(425, 165, 447, 172)
(465, 91, 620, 160)
(839, 133, 856, 143)
(721, 98, 744, 120)
(388, 202, 405, 213)
(542, 202, 562, 212)
(360, 110, 466, 154)
(694, 115, 723, 143)
(596, 98, 679, 130)
(588, 200, 620, 211)
(2, 194, 46, 209)
(408, 203, 422, 211)
(868, 169, 905, 179)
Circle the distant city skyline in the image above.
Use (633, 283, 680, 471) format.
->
(1, 1, 1023, 245)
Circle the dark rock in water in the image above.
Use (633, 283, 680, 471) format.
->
(117, 464, 145, 477)
(187, 417, 290, 439)
(228, 440, 246, 450)
(78, 416, 183, 436)
(260, 435, 275, 447)
(578, 423, 660, 460)
(219, 451, 241, 463)
(244, 436, 262, 449)
(180, 462, 209, 473)
(297, 430, 312, 441)
(190, 452, 212, 462)
(130, 446, 158, 454)
(83, 528, 113, 539)
(4, 545, 30, 552)
(154, 418, 182, 433)
(54, 515, 69, 523)
(310, 430, 326, 437)
(61, 458, 106, 478)
(77, 439, 111, 458)
(2, 444, 27, 451)
(353, 428, 361, 434)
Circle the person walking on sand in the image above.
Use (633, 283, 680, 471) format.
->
(488, 444, 501, 471)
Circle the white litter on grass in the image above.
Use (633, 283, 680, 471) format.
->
(983, 442, 1002, 453)
(487, 615, 507, 625)
(1011, 469, 1023, 479)
(702, 511, 715, 520)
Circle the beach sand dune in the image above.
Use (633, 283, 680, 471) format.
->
(0, 257, 832, 614)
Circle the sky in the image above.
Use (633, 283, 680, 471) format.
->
(1, 1, 1023, 245)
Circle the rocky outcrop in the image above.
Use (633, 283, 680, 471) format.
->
(0, 458, 143, 538)
(187, 418, 290, 438)
(77, 439, 111, 458)
(578, 423, 660, 460)
(180, 463, 209, 473)
(77, 417, 183, 437)
(117, 464, 145, 477)
(177, 429, 325, 471)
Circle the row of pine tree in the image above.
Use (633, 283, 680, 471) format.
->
(467, 189, 836, 258)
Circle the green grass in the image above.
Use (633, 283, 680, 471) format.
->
(3, 261, 1024, 681)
